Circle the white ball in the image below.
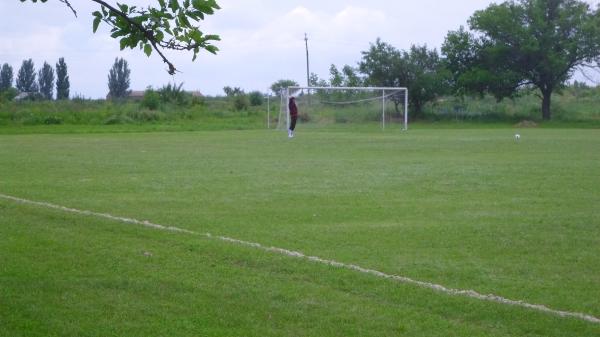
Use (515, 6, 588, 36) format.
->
(515, 133, 521, 140)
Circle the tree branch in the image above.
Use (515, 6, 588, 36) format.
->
(90, 0, 177, 74)
(58, 0, 77, 17)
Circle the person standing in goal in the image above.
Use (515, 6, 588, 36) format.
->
(288, 96, 298, 138)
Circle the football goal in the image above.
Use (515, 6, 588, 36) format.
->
(276, 86, 408, 131)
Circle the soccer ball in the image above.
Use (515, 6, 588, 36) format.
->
(515, 133, 521, 140)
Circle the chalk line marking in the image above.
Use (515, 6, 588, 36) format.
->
(1, 192, 598, 324)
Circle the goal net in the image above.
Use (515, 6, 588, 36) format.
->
(276, 86, 408, 131)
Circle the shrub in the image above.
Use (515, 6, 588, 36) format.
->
(141, 88, 160, 110)
(0, 87, 18, 102)
(249, 91, 264, 106)
(233, 94, 250, 111)
(191, 95, 205, 106)
(127, 109, 162, 122)
(159, 82, 191, 106)
(43, 116, 63, 125)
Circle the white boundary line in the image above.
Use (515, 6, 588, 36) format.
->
(1, 192, 599, 325)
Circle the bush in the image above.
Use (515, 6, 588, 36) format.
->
(0, 88, 18, 102)
(127, 109, 162, 122)
(233, 94, 250, 111)
(191, 95, 205, 106)
(43, 116, 63, 125)
(141, 88, 160, 110)
(159, 82, 191, 106)
(249, 91, 264, 106)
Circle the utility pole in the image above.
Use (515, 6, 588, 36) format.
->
(304, 33, 310, 87)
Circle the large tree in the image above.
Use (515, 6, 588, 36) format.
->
(443, 0, 600, 120)
(38, 62, 55, 100)
(359, 39, 449, 116)
(56, 58, 70, 100)
(0, 63, 13, 91)
(21, 0, 221, 74)
(16, 59, 38, 93)
(107, 57, 131, 99)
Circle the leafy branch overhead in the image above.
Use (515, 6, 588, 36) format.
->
(22, 0, 221, 75)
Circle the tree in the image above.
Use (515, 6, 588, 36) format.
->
(223, 86, 243, 97)
(403, 45, 450, 114)
(0, 63, 13, 91)
(270, 79, 299, 96)
(222, 86, 248, 110)
(328, 65, 364, 87)
(38, 62, 55, 100)
(359, 39, 448, 116)
(21, 0, 221, 74)
(358, 39, 403, 88)
(342, 65, 363, 87)
(442, 0, 600, 120)
(309, 72, 328, 87)
(16, 59, 38, 93)
(107, 57, 131, 99)
(56, 58, 70, 100)
(248, 91, 264, 106)
(329, 65, 344, 87)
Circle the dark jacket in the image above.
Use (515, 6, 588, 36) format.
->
(289, 98, 298, 117)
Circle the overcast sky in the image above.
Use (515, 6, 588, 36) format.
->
(1, 0, 599, 98)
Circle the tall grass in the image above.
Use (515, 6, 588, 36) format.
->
(0, 97, 267, 129)
(1, 85, 599, 131)
(424, 86, 600, 123)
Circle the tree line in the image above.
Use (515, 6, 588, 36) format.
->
(0, 57, 135, 102)
(11, 0, 600, 121)
(275, 0, 600, 121)
(0, 58, 70, 101)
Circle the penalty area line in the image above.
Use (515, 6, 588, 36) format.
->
(1, 192, 599, 325)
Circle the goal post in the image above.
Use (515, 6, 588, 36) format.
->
(277, 86, 409, 131)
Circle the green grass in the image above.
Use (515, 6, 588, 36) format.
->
(1, 128, 599, 336)
(0, 98, 267, 129)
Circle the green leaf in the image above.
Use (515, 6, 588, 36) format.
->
(110, 30, 128, 38)
(189, 30, 203, 43)
(169, 0, 180, 11)
(204, 34, 220, 41)
(178, 13, 190, 27)
(144, 44, 152, 57)
(93, 17, 101, 33)
(155, 30, 165, 42)
(205, 45, 218, 54)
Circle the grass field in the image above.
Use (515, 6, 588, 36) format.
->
(1, 127, 599, 336)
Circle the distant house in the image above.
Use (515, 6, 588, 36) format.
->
(14, 92, 32, 101)
(13, 92, 42, 101)
(127, 91, 145, 100)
